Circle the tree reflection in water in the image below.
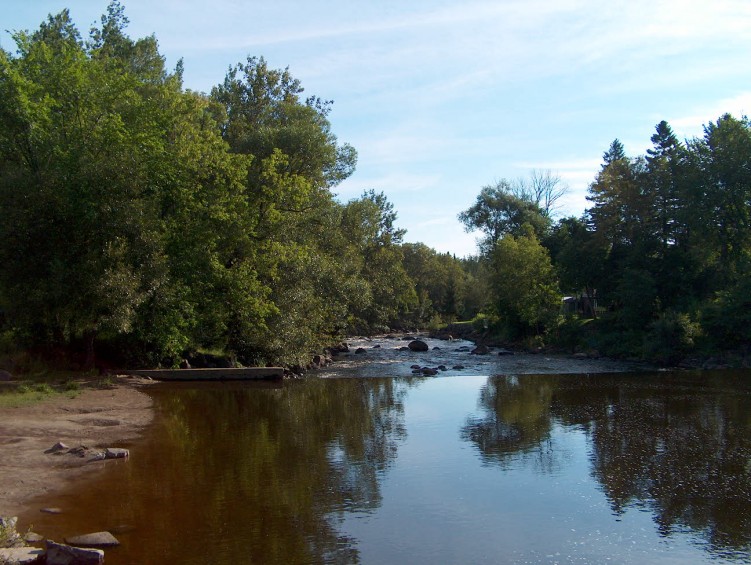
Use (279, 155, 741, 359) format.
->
(103, 378, 410, 564)
(461, 371, 751, 558)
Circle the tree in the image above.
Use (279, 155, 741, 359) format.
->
(489, 227, 561, 335)
(342, 191, 416, 331)
(511, 169, 569, 217)
(459, 180, 549, 254)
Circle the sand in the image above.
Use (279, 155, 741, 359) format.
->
(0, 377, 155, 517)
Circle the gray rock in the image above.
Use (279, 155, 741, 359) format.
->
(104, 448, 129, 459)
(46, 540, 104, 564)
(0, 547, 45, 564)
(497, 348, 514, 356)
(408, 340, 429, 352)
(45, 442, 70, 454)
(355, 348, 367, 354)
(64, 531, 120, 548)
(24, 531, 44, 543)
(471, 345, 490, 355)
(452, 365, 465, 370)
(421, 368, 439, 376)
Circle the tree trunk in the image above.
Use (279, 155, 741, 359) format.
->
(83, 330, 97, 371)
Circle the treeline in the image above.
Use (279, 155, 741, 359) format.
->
(460, 117, 751, 363)
(0, 3, 477, 369)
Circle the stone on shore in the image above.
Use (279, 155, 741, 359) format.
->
(46, 540, 104, 564)
(0, 547, 45, 564)
(64, 531, 120, 548)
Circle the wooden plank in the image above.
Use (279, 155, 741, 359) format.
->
(122, 367, 284, 381)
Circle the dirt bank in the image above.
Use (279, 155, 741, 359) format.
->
(0, 377, 155, 517)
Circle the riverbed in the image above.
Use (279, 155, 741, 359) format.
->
(18, 337, 751, 564)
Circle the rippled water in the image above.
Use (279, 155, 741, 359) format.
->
(22, 337, 751, 564)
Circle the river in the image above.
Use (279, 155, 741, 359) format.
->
(22, 336, 751, 564)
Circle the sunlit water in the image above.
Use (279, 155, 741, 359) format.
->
(21, 337, 751, 564)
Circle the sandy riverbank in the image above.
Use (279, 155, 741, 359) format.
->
(0, 377, 155, 517)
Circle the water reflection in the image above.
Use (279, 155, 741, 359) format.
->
(22, 371, 751, 563)
(462, 371, 751, 559)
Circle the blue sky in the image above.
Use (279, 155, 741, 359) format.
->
(2, 1, 750, 256)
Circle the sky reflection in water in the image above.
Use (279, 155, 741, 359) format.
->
(24, 369, 751, 564)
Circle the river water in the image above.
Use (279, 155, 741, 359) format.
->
(22, 337, 751, 564)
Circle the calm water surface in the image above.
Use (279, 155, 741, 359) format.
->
(22, 345, 751, 564)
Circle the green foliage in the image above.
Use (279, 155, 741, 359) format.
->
(458, 180, 549, 254)
(643, 310, 701, 364)
(489, 228, 561, 336)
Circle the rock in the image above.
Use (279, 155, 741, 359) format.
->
(105, 448, 129, 459)
(0, 369, 13, 381)
(438, 365, 447, 371)
(401, 336, 416, 341)
(410, 364, 421, 369)
(432, 347, 441, 350)
(471, 345, 490, 355)
(398, 346, 410, 351)
(452, 365, 465, 370)
(355, 348, 367, 354)
(497, 348, 514, 356)
(87, 450, 107, 462)
(0, 547, 45, 564)
(46, 540, 104, 564)
(24, 531, 44, 543)
(372, 344, 381, 349)
(64, 531, 120, 548)
(408, 340, 429, 352)
(456, 346, 471, 352)
(41, 508, 63, 514)
(421, 368, 438, 376)
(45, 442, 70, 454)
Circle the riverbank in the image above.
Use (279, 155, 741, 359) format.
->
(0, 376, 155, 518)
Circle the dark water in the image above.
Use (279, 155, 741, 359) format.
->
(21, 346, 751, 564)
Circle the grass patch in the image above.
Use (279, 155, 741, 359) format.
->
(0, 379, 83, 408)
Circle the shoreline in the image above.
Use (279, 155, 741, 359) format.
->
(0, 376, 156, 519)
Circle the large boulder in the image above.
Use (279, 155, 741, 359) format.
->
(471, 345, 490, 355)
(46, 540, 104, 564)
(408, 340, 429, 352)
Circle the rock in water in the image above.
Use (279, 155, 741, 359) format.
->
(46, 541, 104, 564)
(64, 531, 120, 547)
(408, 340, 429, 352)
(105, 448, 129, 459)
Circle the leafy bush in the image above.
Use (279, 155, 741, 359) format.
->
(643, 310, 701, 364)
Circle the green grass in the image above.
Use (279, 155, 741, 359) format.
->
(0, 379, 82, 408)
